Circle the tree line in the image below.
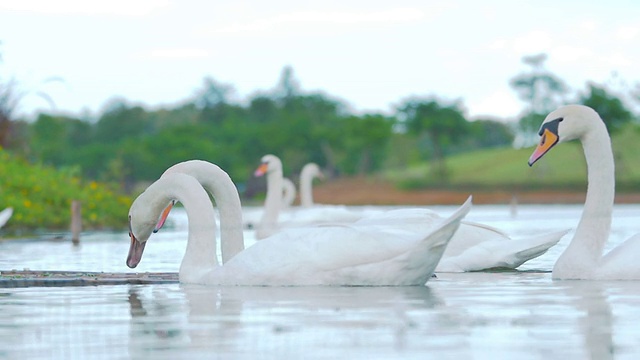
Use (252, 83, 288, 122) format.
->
(2, 56, 638, 194)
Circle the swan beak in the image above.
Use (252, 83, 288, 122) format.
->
(528, 128, 559, 166)
(154, 200, 175, 233)
(254, 162, 268, 177)
(126, 231, 146, 268)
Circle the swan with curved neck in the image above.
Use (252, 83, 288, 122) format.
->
(254, 154, 567, 272)
(127, 170, 472, 285)
(529, 104, 640, 280)
(161, 160, 245, 263)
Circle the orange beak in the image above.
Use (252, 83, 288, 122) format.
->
(254, 162, 269, 177)
(528, 128, 559, 166)
(154, 200, 175, 233)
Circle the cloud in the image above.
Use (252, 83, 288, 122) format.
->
(202, 7, 426, 35)
(615, 25, 640, 41)
(0, 0, 170, 16)
(137, 48, 210, 59)
(467, 89, 521, 119)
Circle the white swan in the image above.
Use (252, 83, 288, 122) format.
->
(299, 162, 323, 207)
(160, 160, 245, 263)
(528, 104, 640, 280)
(0, 207, 13, 228)
(253, 155, 567, 272)
(127, 171, 472, 285)
(253, 155, 376, 239)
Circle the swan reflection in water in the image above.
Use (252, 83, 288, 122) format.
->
(125, 276, 640, 358)
(126, 285, 442, 357)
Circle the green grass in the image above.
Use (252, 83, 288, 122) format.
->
(386, 123, 640, 191)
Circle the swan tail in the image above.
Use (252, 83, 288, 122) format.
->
(510, 229, 569, 265)
(406, 196, 472, 282)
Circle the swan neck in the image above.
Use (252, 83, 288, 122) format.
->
(558, 127, 614, 273)
(174, 182, 220, 279)
(300, 169, 315, 207)
(197, 173, 245, 263)
(258, 166, 283, 237)
(163, 161, 245, 263)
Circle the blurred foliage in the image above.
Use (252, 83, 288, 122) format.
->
(8, 67, 516, 196)
(579, 83, 634, 135)
(0, 149, 131, 232)
(510, 54, 569, 147)
(397, 97, 470, 182)
(0, 54, 638, 233)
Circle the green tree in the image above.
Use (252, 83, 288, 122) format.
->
(94, 99, 150, 143)
(338, 114, 394, 175)
(195, 76, 234, 124)
(0, 46, 20, 148)
(579, 83, 634, 134)
(458, 119, 514, 151)
(510, 54, 568, 147)
(397, 97, 469, 181)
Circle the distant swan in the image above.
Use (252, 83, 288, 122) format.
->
(299, 162, 323, 207)
(529, 104, 640, 280)
(253, 154, 567, 272)
(253, 155, 365, 239)
(127, 170, 471, 285)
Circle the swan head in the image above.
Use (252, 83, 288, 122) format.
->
(303, 163, 324, 180)
(126, 187, 172, 268)
(254, 154, 282, 177)
(528, 105, 602, 166)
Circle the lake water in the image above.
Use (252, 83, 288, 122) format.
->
(1, 204, 639, 359)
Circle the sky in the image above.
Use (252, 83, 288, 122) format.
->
(1, 0, 639, 120)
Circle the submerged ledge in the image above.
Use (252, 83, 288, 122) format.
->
(0, 270, 179, 288)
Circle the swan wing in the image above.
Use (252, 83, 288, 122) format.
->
(436, 229, 568, 272)
(442, 221, 511, 257)
(212, 197, 472, 286)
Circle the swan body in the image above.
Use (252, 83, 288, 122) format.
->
(127, 171, 471, 285)
(254, 155, 565, 272)
(529, 104, 640, 280)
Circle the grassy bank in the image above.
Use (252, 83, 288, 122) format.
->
(314, 124, 640, 205)
(386, 123, 640, 192)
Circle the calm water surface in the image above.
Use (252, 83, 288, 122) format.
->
(1, 204, 639, 359)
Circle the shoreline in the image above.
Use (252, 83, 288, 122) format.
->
(312, 178, 640, 205)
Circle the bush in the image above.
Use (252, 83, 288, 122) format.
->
(0, 149, 131, 233)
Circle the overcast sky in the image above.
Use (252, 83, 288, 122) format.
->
(1, 0, 639, 120)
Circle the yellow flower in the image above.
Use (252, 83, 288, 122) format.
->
(90, 181, 98, 190)
(23, 199, 32, 208)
